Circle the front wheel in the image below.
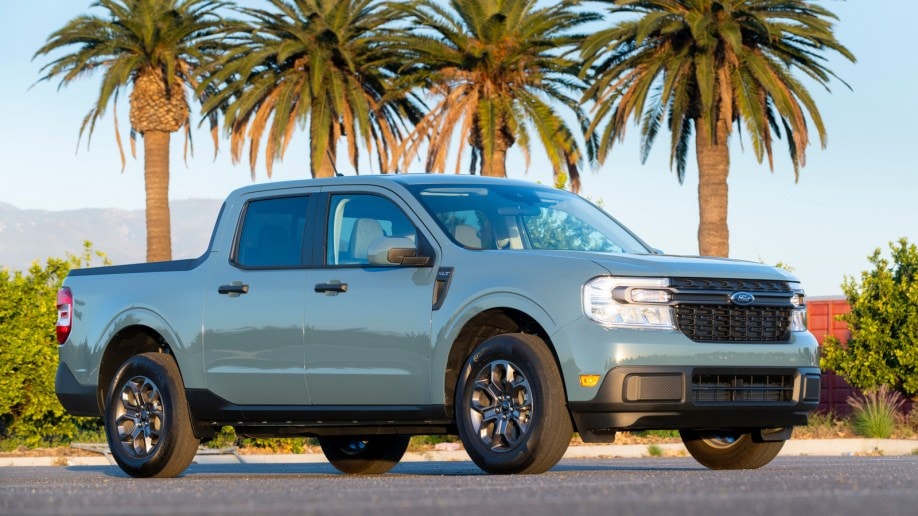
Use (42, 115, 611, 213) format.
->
(455, 333, 572, 474)
(104, 353, 200, 478)
(680, 429, 785, 470)
(318, 435, 410, 475)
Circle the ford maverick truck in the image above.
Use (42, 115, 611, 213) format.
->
(55, 175, 819, 477)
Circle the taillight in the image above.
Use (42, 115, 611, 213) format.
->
(56, 287, 73, 345)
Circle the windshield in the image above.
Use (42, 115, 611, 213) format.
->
(405, 183, 651, 254)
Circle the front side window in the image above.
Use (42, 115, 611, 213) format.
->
(326, 194, 418, 266)
(406, 183, 650, 254)
(235, 196, 309, 268)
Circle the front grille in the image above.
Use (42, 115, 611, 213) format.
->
(668, 277, 795, 343)
(692, 373, 795, 403)
(675, 305, 791, 342)
(671, 278, 790, 292)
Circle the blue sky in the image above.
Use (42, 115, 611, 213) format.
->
(1, 0, 916, 296)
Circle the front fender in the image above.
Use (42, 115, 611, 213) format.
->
(429, 290, 562, 404)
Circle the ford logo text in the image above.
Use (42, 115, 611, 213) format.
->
(729, 291, 755, 306)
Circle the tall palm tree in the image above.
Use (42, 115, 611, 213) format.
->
(200, 0, 420, 179)
(581, 0, 854, 256)
(389, 0, 598, 191)
(34, 0, 228, 262)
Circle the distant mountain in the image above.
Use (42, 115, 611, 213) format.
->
(0, 199, 223, 271)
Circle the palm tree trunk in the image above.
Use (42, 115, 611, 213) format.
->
(480, 124, 512, 178)
(144, 130, 172, 262)
(694, 116, 730, 257)
(313, 140, 337, 178)
(315, 150, 336, 177)
(480, 146, 508, 178)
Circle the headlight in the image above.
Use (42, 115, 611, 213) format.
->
(788, 282, 807, 332)
(583, 277, 675, 329)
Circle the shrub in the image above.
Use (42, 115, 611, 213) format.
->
(646, 444, 664, 457)
(846, 385, 905, 439)
(821, 238, 918, 397)
(0, 243, 107, 447)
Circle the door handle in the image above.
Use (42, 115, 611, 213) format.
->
(314, 282, 348, 294)
(218, 283, 249, 295)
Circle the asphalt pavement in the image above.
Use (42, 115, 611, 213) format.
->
(3, 456, 918, 515)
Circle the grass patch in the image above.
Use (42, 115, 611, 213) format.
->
(646, 444, 664, 457)
(798, 409, 850, 438)
(630, 430, 680, 440)
(847, 386, 905, 439)
(202, 426, 316, 453)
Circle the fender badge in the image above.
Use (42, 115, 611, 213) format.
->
(729, 291, 755, 306)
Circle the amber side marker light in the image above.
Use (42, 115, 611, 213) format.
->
(580, 375, 601, 388)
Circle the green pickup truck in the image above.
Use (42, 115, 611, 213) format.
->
(54, 174, 819, 478)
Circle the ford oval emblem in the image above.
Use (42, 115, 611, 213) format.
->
(730, 291, 755, 306)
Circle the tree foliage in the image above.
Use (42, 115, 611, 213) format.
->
(0, 244, 108, 447)
(34, 0, 233, 262)
(821, 238, 918, 397)
(200, 0, 420, 179)
(579, 0, 854, 256)
(388, 0, 598, 191)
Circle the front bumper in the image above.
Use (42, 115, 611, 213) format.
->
(569, 365, 820, 439)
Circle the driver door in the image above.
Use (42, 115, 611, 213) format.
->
(304, 190, 437, 406)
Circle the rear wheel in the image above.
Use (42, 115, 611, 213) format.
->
(104, 353, 199, 478)
(680, 429, 785, 470)
(455, 333, 572, 474)
(318, 435, 410, 475)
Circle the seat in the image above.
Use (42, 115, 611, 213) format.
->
(453, 224, 482, 249)
(349, 218, 384, 262)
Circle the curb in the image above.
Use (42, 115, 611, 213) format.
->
(1, 440, 915, 467)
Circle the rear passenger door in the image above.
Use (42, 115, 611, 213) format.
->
(304, 188, 438, 406)
(202, 193, 315, 405)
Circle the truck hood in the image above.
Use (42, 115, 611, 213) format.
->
(590, 252, 798, 282)
(504, 250, 797, 283)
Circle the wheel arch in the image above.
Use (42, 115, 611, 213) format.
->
(440, 304, 566, 420)
(94, 309, 187, 413)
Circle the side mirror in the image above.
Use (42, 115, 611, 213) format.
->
(367, 237, 430, 266)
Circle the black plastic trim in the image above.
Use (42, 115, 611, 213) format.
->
(185, 389, 451, 429)
(432, 267, 454, 310)
(55, 364, 100, 417)
(568, 366, 820, 433)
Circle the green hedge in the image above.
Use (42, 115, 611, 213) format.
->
(821, 238, 918, 397)
(0, 243, 107, 448)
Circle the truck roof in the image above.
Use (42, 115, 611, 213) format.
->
(226, 173, 556, 197)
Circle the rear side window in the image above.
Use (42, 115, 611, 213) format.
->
(235, 196, 310, 268)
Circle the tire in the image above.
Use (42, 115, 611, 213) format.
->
(104, 352, 200, 478)
(455, 333, 572, 474)
(680, 429, 785, 470)
(318, 435, 410, 475)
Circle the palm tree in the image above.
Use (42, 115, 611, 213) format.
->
(200, 0, 420, 179)
(389, 0, 598, 191)
(34, 0, 228, 262)
(581, 0, 854, 256)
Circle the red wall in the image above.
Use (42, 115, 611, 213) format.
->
(807, 298, 856, 415)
